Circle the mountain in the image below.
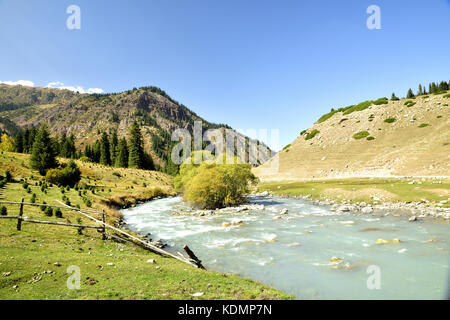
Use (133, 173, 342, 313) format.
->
(0, 84, 273, 170)
(254, 92, 450, 180)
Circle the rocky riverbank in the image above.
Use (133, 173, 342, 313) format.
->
(253, 191, 450, 222)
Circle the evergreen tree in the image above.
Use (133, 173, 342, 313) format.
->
(30, 124, 58, 175)
(418, 84, 423, 96)
(128, 121, 146, 169)
(110, 129, 119, 165)
(99, 132, 111, 165)
(14, 132, 24, 153)
(406, 88, 415, 99)
(115, 137, 129, 168)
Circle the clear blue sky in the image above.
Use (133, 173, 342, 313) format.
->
(1, 0, 449, 150)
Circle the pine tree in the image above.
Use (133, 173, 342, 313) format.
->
(99, 132, 111, 165)
(30, 124, 58, 175)
(418, 84, 423, 96)
(128, 121, 145, 169)
(115, 137, 129, 168)
(14, 132, 24, 153)
(406, 88, 415, 99)
(110, 129, 119, 165)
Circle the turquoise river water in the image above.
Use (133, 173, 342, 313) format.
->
(122, 196, 450, 299)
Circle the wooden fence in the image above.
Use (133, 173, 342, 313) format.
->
(0, 198, 205, 269)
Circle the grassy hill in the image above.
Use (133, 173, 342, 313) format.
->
(254, 92, 450, 180)
(0, 152, 292, 299)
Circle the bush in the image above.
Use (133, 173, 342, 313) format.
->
(384, 117, 396, 123)
(353, 131, 370, 140)
(0, 206, 7, 216)
(79, 156, 91, 163)
(54, 208, 63, 218)
(44, 207, 53, 217)
(442, 93, 450, 98)
(404, 100, 416, 107)
(305, 129, 320, 140)
(45, 160, 81, 187)
(175, 152, 258, 209)
(30, 193, 36, 203)
(5, 170, 12, 182)
(418, 123, 430, 128)
(0, 179, 6, 188)
(366, 136, 375, 141)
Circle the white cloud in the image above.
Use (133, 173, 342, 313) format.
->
(46, 81, 104, 94)
(0, 80, 35, 87)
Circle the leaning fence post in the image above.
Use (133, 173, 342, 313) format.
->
(17, 197, 24, 231)
(101, 209, 106, 240)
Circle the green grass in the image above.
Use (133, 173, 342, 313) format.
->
(418, 123, 430, 128)
(352, 131, 370, 140)
(384, 117, 396, 123)
(0, 152, 293, 300)
(282, 144, 291, 151)
(443, 93, 450, 98)
(305, 129, 320, 140)
(259, 178, 450, 207)
(404, 100, 416, 107)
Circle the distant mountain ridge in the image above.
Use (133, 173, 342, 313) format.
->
(0, 84, 273, 169)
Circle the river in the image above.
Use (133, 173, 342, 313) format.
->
(121, 196, 450, 299)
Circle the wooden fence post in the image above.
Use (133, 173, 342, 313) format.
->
(16, 197, 24, 231)
(101, 209, 106, 240)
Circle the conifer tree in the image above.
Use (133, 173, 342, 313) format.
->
(30, 124, 58, 175)
(110, 129, 119, 165)
(128, 121, 145, 169)
(99, 132, 111, 165)
(406, 88, 415, 99)
(115, 137, 129, 168)
(418, 84, 423, 96)
(14, 132, 24, 153)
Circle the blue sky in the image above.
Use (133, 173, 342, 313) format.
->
(0, 0, 449, 150)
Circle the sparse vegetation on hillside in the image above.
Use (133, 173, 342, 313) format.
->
(384, 117, 396, 123)
(418, 123, 430, 128)
(305, 129, 320, 140)
(352, 131, 370, 140)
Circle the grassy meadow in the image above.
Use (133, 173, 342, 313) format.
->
(0, 152, 293, 300)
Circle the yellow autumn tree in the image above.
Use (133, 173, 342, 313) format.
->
(0, 134, 14, 152)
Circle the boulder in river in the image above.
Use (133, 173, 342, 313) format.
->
(376, 238, 401, 245)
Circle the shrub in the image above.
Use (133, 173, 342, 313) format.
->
(175, 151, 258, 209)
(5, 170, 12, 182)
(305, 129, 320, 140)
(384, 117, 396, 123)
(76, 217, 84, 235)
(30, 193, 36, 203)
(45, 168, 64, 185)
(418, 123, 430, 128)
(44, 207, 53, 217)
(404, 100, 416, 107)
(0, 206, 7, 216)
(40, 201, 47, 212)
(0, 179, 6, 188)
(54, 208, 63, 218)
(353, 131, 370, 140)
(112, 172, 121, 178)
(372, 97, 389, 105)
(282, 144, 291, 151)
(79, 156, 91, 163)
(366, 136, 375, 141)
(45, 160, 81, 187)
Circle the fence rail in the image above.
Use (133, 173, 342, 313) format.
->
(0, 198, 205, 269)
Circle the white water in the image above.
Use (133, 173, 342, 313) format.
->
(122, 196, 450, 299)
